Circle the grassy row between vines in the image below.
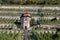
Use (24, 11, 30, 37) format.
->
(0, 18, 20, 24)
(0, 29, 24, 40)
(31, 30, 60, 40)
(0, 13, 60, 16)
(0, 17, 60, 24)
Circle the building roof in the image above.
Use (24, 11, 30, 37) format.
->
(21, 12, 31, 17)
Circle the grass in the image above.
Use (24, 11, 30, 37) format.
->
(0, 17, 59, 25)
(0, 30, 24, 40)
(31, 30, 60, 40)
(0, 18, 20, 24)
(0, 13, 21, 16)
(44, 14, 60, 16)
(38, 18, 60, 25)
(0, 13, 60, 16)
(43, 20, 60, 25)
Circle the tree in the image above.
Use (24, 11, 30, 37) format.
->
(0, 0, 2, 4)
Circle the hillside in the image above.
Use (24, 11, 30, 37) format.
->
(0, 0, 60, 6)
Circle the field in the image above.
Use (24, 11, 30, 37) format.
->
(0, 5, 60, 40)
